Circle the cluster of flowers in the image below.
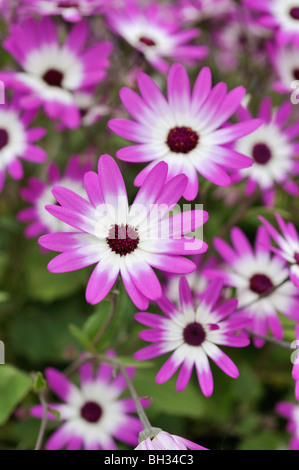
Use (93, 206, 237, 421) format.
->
(1, 0, 299, 451)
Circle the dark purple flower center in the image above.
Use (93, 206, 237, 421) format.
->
(252, 143, 272, 165)
(290, 7, 299, 20)
(167, 126, 199, 154)
(106, 224, 139, 256)
(293, 68, 299, 80)
(183, 322, 206, 346)
(238, 33, 248, 46)
(80, 401, 102, 423)
(42, 69, 64, 87)
(0, 129, 9, 151)
(57, 1, 79, 7)
(294, 253, 299, 265)
(139, 37, 156, 46)
(249, 274, 274, 295)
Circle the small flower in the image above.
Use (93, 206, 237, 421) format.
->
(206, 226, 299, 347)
(136, 430, 208, 450)
(31, 357, 148, 450)
(20, 0, 104, 22)
(0, 95, 46, 193)
(259, 213, 299, 288)
(4, 17, 112, 129)
(233, 98, 299, 207)
(134, 277, 249, 396)
(108, 63, 261, 201)
(276, 400, 299, 450)
(38, 154, 208, 310)
(105, 0, 208, 74)
(268, 36, 299, 94)
(18, 155, 93, 238)
(246, 0, 299, 44)
(179, 0, 234, 25)
(163, 254, 221, 307)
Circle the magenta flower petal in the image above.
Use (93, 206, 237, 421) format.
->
(45, 368, 80, 402)
(39, 155, 207, 308)
(32, 359, 146, 450)
(135, 276, 248, 395)
(109, 63, 261, 200)
(85, 256, 119, 304)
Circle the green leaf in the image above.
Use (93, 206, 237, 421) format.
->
(25, 244, 86, 302)
(69, 324, 95, 353)
(10, 298, 89, 363)
(83, 301, 111, 341)
(47, 407, 61, 421)
(0, 291, 9, 303)
(32, 372, 46, 393)
(133, 367, 206, 418)
(0, 365, 32, 425)
(237, 430, 280, 450)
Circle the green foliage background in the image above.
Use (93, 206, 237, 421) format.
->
(0, 1, 298, 450)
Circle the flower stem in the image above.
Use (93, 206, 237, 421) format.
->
(92, 277, 120, 347)
(245, 329, 295, 350)
(34, 388, 48, 451)
(236, 277, 289, 312)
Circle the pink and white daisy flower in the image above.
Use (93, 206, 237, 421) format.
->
(268, 36, 299, 94)
(0, 96, 46, 193)
(108, 63, 261, 201)
(179, 0, 234, 25)
(206, 226, 299, 348)
(4, 18, 112, 129)
(233, 98, 299, 207)
(163, 254, 219, 307)
(134, 277, 249, 396)
(57, 89, 112, 130)
(259, 213, 299, 288)
(213, 10, 270, 72)
(20, 0, 104, 22)
(38, 154, 208, 310)
(246, 0, 299, 44)
(105, 0, 208, 74)
(31, 359, 148, 450)
(276, 400, 299, 450)
(18, 154, 93, 238)
(136, 430, 207, 450)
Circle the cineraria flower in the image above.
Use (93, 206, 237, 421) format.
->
(38, 154, 208, 310)
(18, 155, 93, 238)
(179, 0, 234, 25)
(268, 36, 299, 94)
(276, 400, 299, 450)
(105, 0, 208, 74)
(213, 10, 269, 72)
(31, 358, 148, 450)
(108, 63, 261, 201)
(206, 226, 299, 348)
(0, 96, 46, 193)
(259, 213, 299, 288)
(136, 430, 207, 450)
(0, 0, 16, 22)
(134, 277, 249, 396)
(233, 98, 299, 207)
(57, 89, 112, 130)
(246, 0, 299, 44)
(3, 18, 112, 129)
(163, 254, 219, 307)
(20, 0, 104, 22)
